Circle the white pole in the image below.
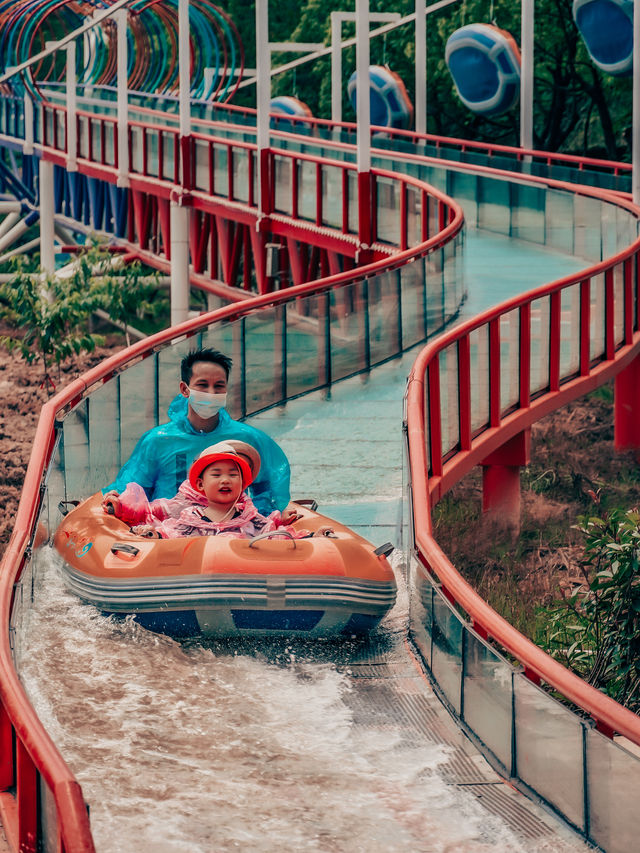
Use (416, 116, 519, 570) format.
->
(170, 203, 190, 325)
(66, 41, 77, 171)
(415, 0, 427, 135)
(356, 0, 370, 175)
(178, 0, 191, 140)
(39, 158, 55, 275)
(23, 94, 34, 155)
(331, 12, 342, 124)
(256, 0, 270, 218)
(520, 0, 534, 152)
(633, 0, 640, 203)
(116, 9, 129, 188)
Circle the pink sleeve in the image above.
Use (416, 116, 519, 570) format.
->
(113, 483, 153, 526)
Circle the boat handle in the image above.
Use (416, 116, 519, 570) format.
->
(292, 498, 318, 511)
(111, 542, 140, 557)
(374, 542, 394, 558)
(58, 500, 80, 517)
(248, 530, 297, 549)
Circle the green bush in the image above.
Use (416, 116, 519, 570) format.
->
(539, 507, 640, 711)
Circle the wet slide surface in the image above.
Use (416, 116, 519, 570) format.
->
(16, 231, 591, 851)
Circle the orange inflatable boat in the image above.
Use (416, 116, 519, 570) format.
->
(54, 493, 397, 637)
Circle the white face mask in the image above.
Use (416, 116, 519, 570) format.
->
(188, 389, 227, 419)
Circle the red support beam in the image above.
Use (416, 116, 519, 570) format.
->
(614, 352, 640, 454)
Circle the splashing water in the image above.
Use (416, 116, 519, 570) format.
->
(14, 548, 582, 852)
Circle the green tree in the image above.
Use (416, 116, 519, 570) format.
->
(0, 256, 105, 395)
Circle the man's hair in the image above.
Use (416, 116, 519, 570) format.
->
(181, 349, 233, 383)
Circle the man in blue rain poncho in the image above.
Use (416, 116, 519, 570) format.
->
(104, 348, 290, 514)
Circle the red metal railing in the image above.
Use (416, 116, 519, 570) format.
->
(405, 186, 640, 745)
(0, 164, 462, 851)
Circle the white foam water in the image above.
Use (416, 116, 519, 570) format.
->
(13, 547, 585, 853)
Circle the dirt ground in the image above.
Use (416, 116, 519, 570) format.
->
(1, 339, 638, 629)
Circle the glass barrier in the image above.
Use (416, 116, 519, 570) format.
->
(589, 273, 606, 363)
(499, 308, 520, 412)
(469, 326, 490, 433)
(560, 283, 581, 378)
(439, 342, 459, 458)
(530, 295, 550, 397)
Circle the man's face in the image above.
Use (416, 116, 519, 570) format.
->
(180, 361, 228, 397)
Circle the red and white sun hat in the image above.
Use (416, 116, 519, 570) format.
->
(188, 442, 255, 491)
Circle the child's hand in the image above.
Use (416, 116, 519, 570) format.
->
(281, 507, 301, 525)
(102, 491, 121, 516)
(131, 524, 161, 539)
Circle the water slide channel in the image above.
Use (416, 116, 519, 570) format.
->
(14, 229, 593, 851)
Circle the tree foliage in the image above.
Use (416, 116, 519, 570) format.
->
(224, 0, 633, 158)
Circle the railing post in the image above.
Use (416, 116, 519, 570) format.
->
(614, 352, 640, 457)
(66, 41, 77, 171)
(117, 8, 129, 187)
(481, 429, 531, 530)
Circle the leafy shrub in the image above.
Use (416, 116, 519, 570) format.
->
(539, 507, 640, 711)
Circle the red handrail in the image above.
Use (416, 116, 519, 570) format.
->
(405, 223, 640, 745)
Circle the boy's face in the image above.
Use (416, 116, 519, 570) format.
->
(180, 361, 228, 397)
(196, 460, 243, 507)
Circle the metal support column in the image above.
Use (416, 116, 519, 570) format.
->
(116, 9, 129, 188)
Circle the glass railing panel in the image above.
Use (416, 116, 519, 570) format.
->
(348, 170, 358, 235)
(406, 185, 421, 247)
(601, 201, 618, 260)
(409, 566, 434, 669)
(243, 308, 285, 411)
(145, 130, 159, 179)
(285, 293, 326, 397)
(77, 116, 88, 159)
(477, 176, 510, 234)
(573, 194, 603, 262)
(60, 399, 90, 499)
(530, 295, 550, 396)
(321, 164, 342, 230)
(514, 676, 586, 831)
(163, 133, 177, 183)
(424, 253, 444, 339)
(232, 147, 250, 205)
(439, 342, 459, 456)
(329, 281, 367, 382)
(431, 591, 462, 715)
(212, 143, 229, 197)
(57, 111, 66, 153)
(587, 730, 640, 853)
(118, 356, 161, 462)
(193, 138, 209, 192)
(546, 189, 575, 254)
(499, 308, 520, 413)
(443, 239, 464, 321)
(400, 260, 426, 349)
(129, 126, 143, 174)
(86, 377, 122, 493)
(559, 283, 581, 379)
(92, 121, 102, 164)
(462, 631, 513, 771)
(511, 183, 545, 244)
(298, 159, 317, 222)
(448, 170, 478, 227)
(39, 777, 60, 853)
(615, 204, 635, 254)
(272, 155, 292, 215)
(369, 270, 402, 365)
(469, 325, 489, 433)
(589, 272, 606, 362)
(375, 176, 400, 246)
(614, 262, 625, 347)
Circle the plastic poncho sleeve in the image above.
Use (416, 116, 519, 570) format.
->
(103, 431, 159, 498)
(245, 431, 290, 515)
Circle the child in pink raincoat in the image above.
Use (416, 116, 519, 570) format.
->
(103, 440, 330, 540)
